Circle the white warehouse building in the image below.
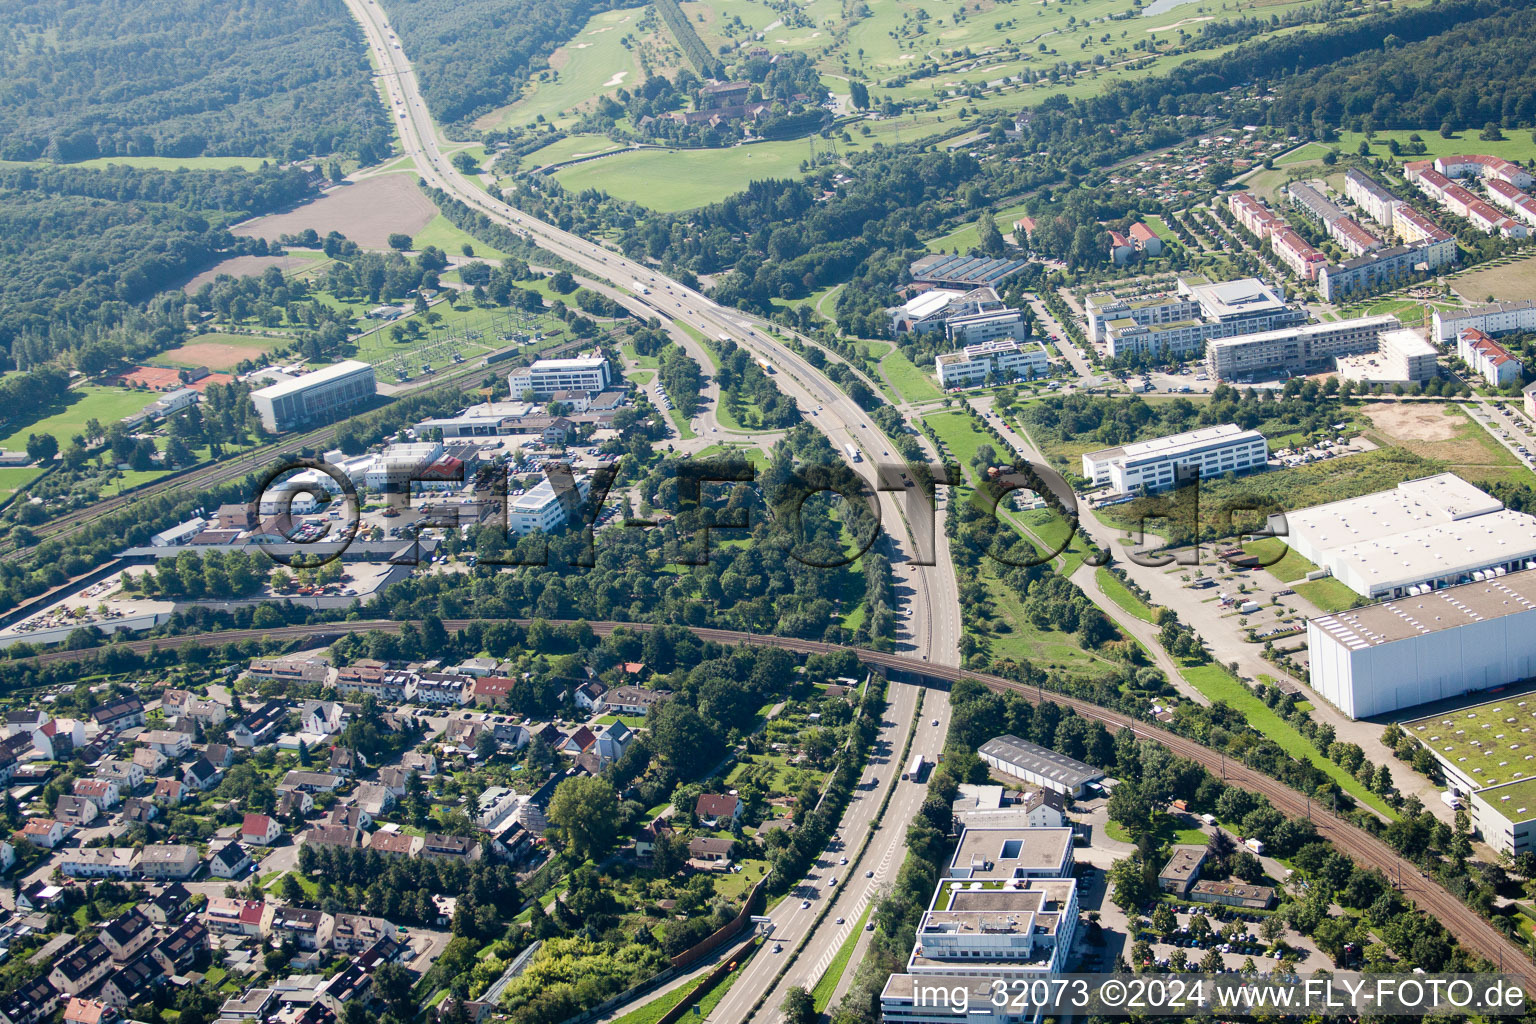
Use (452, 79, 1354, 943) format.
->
(934, 338, 1048, 389)
(1079, 423, 1267, 496)
(1308, 568, 1536, 719)
(508, 357, 612, 398)
(976, 735, 1103, 797)
(1270, 474, 1536, 600)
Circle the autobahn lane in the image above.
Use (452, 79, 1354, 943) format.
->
(345, 0, 961, 667)
(22, 616, 1534, 984)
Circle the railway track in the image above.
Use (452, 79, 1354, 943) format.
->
(13, 616, 1534, 982)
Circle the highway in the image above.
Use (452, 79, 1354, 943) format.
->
(344, 0, 961, 667)
(22, 616, 1536, 986)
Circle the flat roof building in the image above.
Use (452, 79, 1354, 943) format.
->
(934, 338, 1048, 389)
(1403, 694, 1536, 855)
(507, 357, 611, 398)
(1274, 473, 1536, 601)
(947, 827, 1075, 880)
(909, 254, 1030, 290)
(507, 474, 591, 535)
(1157, 845, 1207, 894)
(251, 361, 376, 433)
(1204, 314, 1398, 381)
(1085, 277, 1304, 359)
(1309, 566, 1536, 719)
(1432, 300, 1536, 345)
(1080, 423, 1267, 496)
(1334, 327, 1440, 386)
(976, 735, 1103, 797)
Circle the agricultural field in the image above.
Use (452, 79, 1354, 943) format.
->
(233, 175, 437, 250)
(0, 386, 160, 453)
(182, 252, 334, 293)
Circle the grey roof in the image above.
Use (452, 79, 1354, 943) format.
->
(977, 735, 1104, 789)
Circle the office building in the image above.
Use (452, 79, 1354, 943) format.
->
(251, 361, 376, 433)
(1457, 328, 1525, 387)
(1432, 299, 1536, 345)
(1345, 168, 1404, 229)
(888, 287, 1001, 335)
(1204, 314, 1398, 380)
(1085, 277, 1305, 359)
(508, 357, 611, 398)
(506, 474, 591, 535)
(976, 735, 1104, 797)
(1274, 473, 1536, 600)
(934, 338, 1048, 388)
(1310, 568, 1536, 721)
(1080, 423, 1267, 496)
(947, 827, 1075, 880)
(1334, 327, 1440, 386)
(945, 309, 1027, 347)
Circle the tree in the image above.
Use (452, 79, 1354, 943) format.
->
(849, 81, 870, 109)
(781, 987, 815, 1024)
(388, 233, 414, 250)
(546, 776, 620, 861)
(25, 433, 57, 464)
(1480, 121, 1506, 142)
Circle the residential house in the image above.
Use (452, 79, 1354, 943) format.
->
(48, 941, 112, 996)
(99, 911, 154, 963)
(152, 779, 186, 806)
(0, 977, 59, 1024)
(695, 794, 741, 828)
(301, 825, 361, 850)
(601, 686, 670, 716)
(355, 783, 394, 817)
(412, 674, 469, 706)
(327, 803, 371, 833)
(470, 677, 516, 708)
(143, 883, 192, 926)
(573, 682, 606, 712)
(277, 789, 314, 820)
(328, 747, 363, 778)
(363, 831, 421, 858)
(332, 915, 392, 954)
(96, 760, 145, 790)
(687, 837, 734, 869)
(420, 833, 481, 864)
(150, 918, 207, 975)
(98, 957, 163, 1008)
(59, 848, 139, 879)
(377, 767, 413, 798)
(62, 1000, 113, 1024)
(0, 840, 13, 873)
(182, 758, 220, 792)
(90, 697, 145, 732)
(560, 726, 597, 756)
(52, 796, 99, 828)
(205, 898, 267, 937)
(248, 655, 330, 686)
(174, 698, 227, 729)
(593, 721, 633, 766)
(139, 844, 200, 880)
(636, 819, 673, 860)
(400, 752, 437, 776)
(301, 702, 345, 736)
(315, 937, 405, 1015)
(280, 771, 340, 794)
(209, 842, 252, 879)
(71, 779, 120, 810)
(131, 748, 168, 774)
(262, 907, 335, 951)
(241, 813, 282, 846)
(17, 881, 64, 912)
(17, 819, 65, 849)
(231, 704, 287, 748)
(220, 989, 277, 1020)
(141, 730, 192, 758)
(204, 743, 234, 769)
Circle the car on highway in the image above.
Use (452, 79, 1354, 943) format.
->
(865, 870, 874, 878)
(773, 944, 783, 953)
(932, 719, 939, 726)
(835, 917, 844, 925)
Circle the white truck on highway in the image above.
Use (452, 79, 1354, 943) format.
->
(631, 280, 650, 295)
(843, 442, 862, 463)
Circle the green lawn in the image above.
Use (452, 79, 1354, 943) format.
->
(555, 141, 815, 212)
(517, 133, 631, 168)
(594, 714, 648, 728)
(882, 348, 943, 404)
(1178, 663, 1394, 818)
(0, 386, 160, 452)
(667, 407, 697, 440)
(410, 214, 510, 259)
(1096, 568, 1160, 623)
(1242, 537, 1318, 583)
(1103, 811, 1208, 847)
(0, 466, 45, 499)
(1293, 577, 1364, 613)
(811, 902, 874, 1012)
(1, 155, 271, 172)
(1339, 129, 1536, 170)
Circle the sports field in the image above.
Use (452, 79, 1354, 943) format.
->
(0, 386, 160, 452)
(159, 334, 282, 370)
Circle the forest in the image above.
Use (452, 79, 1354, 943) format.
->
(0, 163, 318, 370)
(0, 0, 389, 162)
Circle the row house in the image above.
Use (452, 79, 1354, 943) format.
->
(89, 697, 145, 732)
(150, 918, 207, 975)
(412, 674, 470, 706)
(99, 911, 154, 963)
(48, 941, 112, 997)
(98, 956, 164, 1009)
(139, 844, 200, 880)
(59, 848, 139, 879)
(230, 703, 288, 748)
(332, 914, 392, 954)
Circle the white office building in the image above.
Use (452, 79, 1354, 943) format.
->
(507, 474, 592, 535)
(508, 357, 612, 398)
(1273, 473, 1536, 600)
(1334, 327, 1440, 386)
(251, 361, 376, 433)
(945, 309, 1027, 347)
(934, 338, 1048, 389)
(1085, 277, 1305, 359)
(1079, 423, 1268, 496)
(1204, 314, 1399, 381)
(1308, 568, 1536, 719)
(363, 442, 445, 494)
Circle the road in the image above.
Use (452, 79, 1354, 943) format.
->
(25, 616, 1536, 986)
(345, 0, 961, 668)
(702, 680, 932, 1023)
(739, 689, 953, 1023)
